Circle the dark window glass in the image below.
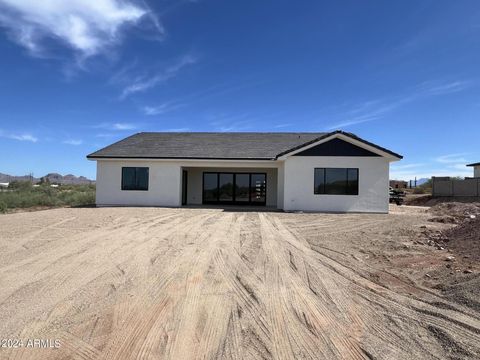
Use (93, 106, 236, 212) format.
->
(219, 173, 234, 201)
(346, 168, 359, 195)
(203, 173, 218, 202)
(314, 168, 358, 195)
(235, 174, 250, 202)
(314, 168, 325, 194)
(122, 167, 149, 191)
(325, 168, 348, 194)
(251, 174, 266, 203)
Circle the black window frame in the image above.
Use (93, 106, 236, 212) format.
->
(314, 168, 359, 195)
(121, 167, 149, 191)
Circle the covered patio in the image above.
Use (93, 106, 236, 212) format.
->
(181, 166, 279, 207)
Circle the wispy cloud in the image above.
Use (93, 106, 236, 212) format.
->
(119, 55, 197, 99)
(113, 123, 136, 130)
(0, 0, 158, 59)
(164, 127, 190, 132)
(9, 133, 38, 142)
(435, 153, 469, 164)
(0, 129, 38, 142)
(273, 123, 293, 129)
(416, 80, 472, 96)
(93, 122, 138, 131)
(207, 113, 253, 132)
(391, 153, 475, 180)
(326, 101, 404, 130)
(141, 102, 185, 116)
(326, 79, 473, 130)
(390, 163, 426, 170)
(62, 139, 83, 146)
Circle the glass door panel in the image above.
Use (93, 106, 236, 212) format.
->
(218, 173, 234, 202)
(203, 173, 218, 203)
(234, 174, 250, 202)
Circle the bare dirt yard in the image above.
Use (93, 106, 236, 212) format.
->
(0, 205, 479, 359)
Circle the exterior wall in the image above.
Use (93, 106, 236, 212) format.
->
(96, 160, 182, 207)
(277, 162, 285, 210)
(95, 159, 280, 208)
(475, 166, 480, 178)
(94, 157, 392, 212)
(184, 167, 277, 207)
(283, 156, 390, 213)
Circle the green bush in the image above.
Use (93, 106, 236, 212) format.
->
(8, 180, 33, 190)
(0, 201, 7, 214)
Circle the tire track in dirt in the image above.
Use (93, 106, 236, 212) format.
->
(267, 213, 480, 359)
(1, 208, 480, 360)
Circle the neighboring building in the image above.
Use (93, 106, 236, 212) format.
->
(87, 130, 402, 213)
(467, 162, 480, 178)
(389, 180, 408, 189)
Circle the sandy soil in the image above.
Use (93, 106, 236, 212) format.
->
(0, 206, 479, 359)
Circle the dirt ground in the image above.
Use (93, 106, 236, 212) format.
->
(0, 206, 479, 359)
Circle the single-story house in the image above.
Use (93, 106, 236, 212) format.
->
(87, 130, 402, 213)
(467, 162, 480, 178)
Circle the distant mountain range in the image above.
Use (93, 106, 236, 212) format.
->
(0, 172, 94, 185)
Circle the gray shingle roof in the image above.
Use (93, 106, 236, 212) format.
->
(86, 131, 402, 160)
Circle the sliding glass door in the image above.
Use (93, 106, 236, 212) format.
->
(202, 172, 266, 205)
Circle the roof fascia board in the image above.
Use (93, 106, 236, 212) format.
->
(88, 157, 279, 163)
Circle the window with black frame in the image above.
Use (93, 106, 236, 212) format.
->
(121, 167, 149, 191)
(314, 168, 358, 195)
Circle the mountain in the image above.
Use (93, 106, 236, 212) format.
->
(0, 172, 94, 185)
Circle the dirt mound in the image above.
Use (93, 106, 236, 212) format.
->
(428, 202, 480, 224)
(406, 195, 480, 207)
(443, 217, 480, 263)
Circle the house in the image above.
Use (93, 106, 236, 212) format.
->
(389, 180, 408, 189)
(467, 162, 480, 178)
(87, 130, 402, 213)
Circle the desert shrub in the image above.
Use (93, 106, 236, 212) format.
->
(413, 187, 425, 194)
(0, 184, 95, 210)
(0, 201, 7, 214)
(8, 180, 32, 190)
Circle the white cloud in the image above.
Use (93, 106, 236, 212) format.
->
(142, 102, 185, 116)
(113, 122, 136, 130)
(435, 153, 468, 164)
(326, 79, 472, 130)
(120, 55, 197, 99)
(416, 80, 472, 96)
(10, 134, 38, 142)
(0, 0, 154, 58)
(390, 169, 472, 181)
(93, 122, 137, 131)
(63, 139, 82, 146)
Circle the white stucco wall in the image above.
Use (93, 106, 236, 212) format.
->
(475, 166, 480, 178)
(283, 156, 390, 213)
(95, 160, 182, 207)
(94, 156, 392, 212)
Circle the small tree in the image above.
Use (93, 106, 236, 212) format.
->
(39, 176, 51, 186)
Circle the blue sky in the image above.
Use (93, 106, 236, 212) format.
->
(0, 0, 479, 180)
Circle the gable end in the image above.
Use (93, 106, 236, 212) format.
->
(293, 138, 381, 157)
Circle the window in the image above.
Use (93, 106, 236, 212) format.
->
(314, 168, 358, 195)
(122, 167, 149, 191)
